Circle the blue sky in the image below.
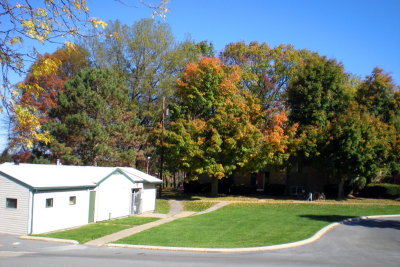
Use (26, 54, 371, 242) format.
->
(90, 0, 400, 82)
(1, 0, 399, 151)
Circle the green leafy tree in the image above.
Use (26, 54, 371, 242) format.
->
(48, 68, 145, 166)
(356, 67, 398, 123)
(288, 54, 350, 129)
(287, 55, 397, 198)
(356, 68, 400, 178)
(322, 103, 395, 198)
(287, 53, 352, 197)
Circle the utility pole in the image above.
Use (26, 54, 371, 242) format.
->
(159, 97, 165, 198)
(146, 156, 151, 174)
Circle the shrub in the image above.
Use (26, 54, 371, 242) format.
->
(359, 183, 400, 199)
(351, 176, 367, 193)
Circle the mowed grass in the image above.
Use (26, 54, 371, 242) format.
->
(183, 201, 215, 212)
(117, 203, 400, 248)
(36, 216, 159, 244)
(155, 199, 170, 214)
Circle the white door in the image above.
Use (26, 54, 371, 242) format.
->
(131, 189, 142, 215)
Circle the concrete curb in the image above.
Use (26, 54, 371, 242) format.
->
(19, 214, 400, 252)
(106, 214, 400, 253)
(20, 235, 79, 244)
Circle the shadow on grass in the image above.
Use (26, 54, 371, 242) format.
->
(299, 215, 400, 230)
(159, 189, 362, 202)
(299, 215, 353, 223)
(159, 190, 201, 201)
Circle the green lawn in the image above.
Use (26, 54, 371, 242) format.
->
(155, 199, 170, 213)
(183, 201, 215, 212)
(36, 216, 159, 244)
(116, 203, 400, 248)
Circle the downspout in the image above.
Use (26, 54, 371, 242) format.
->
(29, 191, 35, 235)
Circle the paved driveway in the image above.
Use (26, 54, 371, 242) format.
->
(1, 216, 399, 267)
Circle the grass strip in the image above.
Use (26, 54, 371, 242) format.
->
(155, 199, 170, 213)
(183, 201, 215, 212)
(117, 203, 400, 248)
(36, 216, 159, 244)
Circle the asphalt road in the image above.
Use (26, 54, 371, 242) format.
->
(1, 216, 399, 267)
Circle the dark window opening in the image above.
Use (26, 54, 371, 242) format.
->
(6, 198, 17, 209)
(46, 198, 53, 208)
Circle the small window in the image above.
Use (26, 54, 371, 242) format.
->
(46, 198, 53, 208)
(69, 196, 76, 205)
(6, 198, 17, 209)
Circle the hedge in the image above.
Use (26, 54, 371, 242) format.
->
(359, 183, 400, 199)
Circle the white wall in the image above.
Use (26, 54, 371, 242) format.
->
(141, 184, 156, 213)
(0, 175, 30, 235)
(95, 173, 143, 221)
(31, 189, 90, 234)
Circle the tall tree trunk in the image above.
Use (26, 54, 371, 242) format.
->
(211, 178, 219, 196)
(337, 177, 345, 200)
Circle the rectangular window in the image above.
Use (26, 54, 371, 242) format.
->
(46, 198, 53, 208)
(69, 196, 76, 205)
(6, 198, 17, 209)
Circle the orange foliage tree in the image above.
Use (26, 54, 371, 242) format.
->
(160, 58, 296, 195)
(11, 45, 90, 150)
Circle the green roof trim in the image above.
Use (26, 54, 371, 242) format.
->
(96, 169, 137, 186)
(96, 168, 162, 186)
(0, 171, 33, 190)
(116, 168, 163, 184)
(1, 170, 95, 192)
(32, 186, 96, 192)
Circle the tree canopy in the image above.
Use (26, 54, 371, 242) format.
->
(161, 57, 296, 194)
(48, 67, 144, 166)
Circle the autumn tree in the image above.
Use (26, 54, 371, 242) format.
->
(161, 58, 295, 195)
(221, 41, 306, 112)
(47, 68, 145, 166)
(9, 45, 90, 155)
(1, 0, 168, 152)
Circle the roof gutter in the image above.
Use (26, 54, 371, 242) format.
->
(32, 185, 96, 193)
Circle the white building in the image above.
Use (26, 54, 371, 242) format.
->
(0, 162, 162, 235)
